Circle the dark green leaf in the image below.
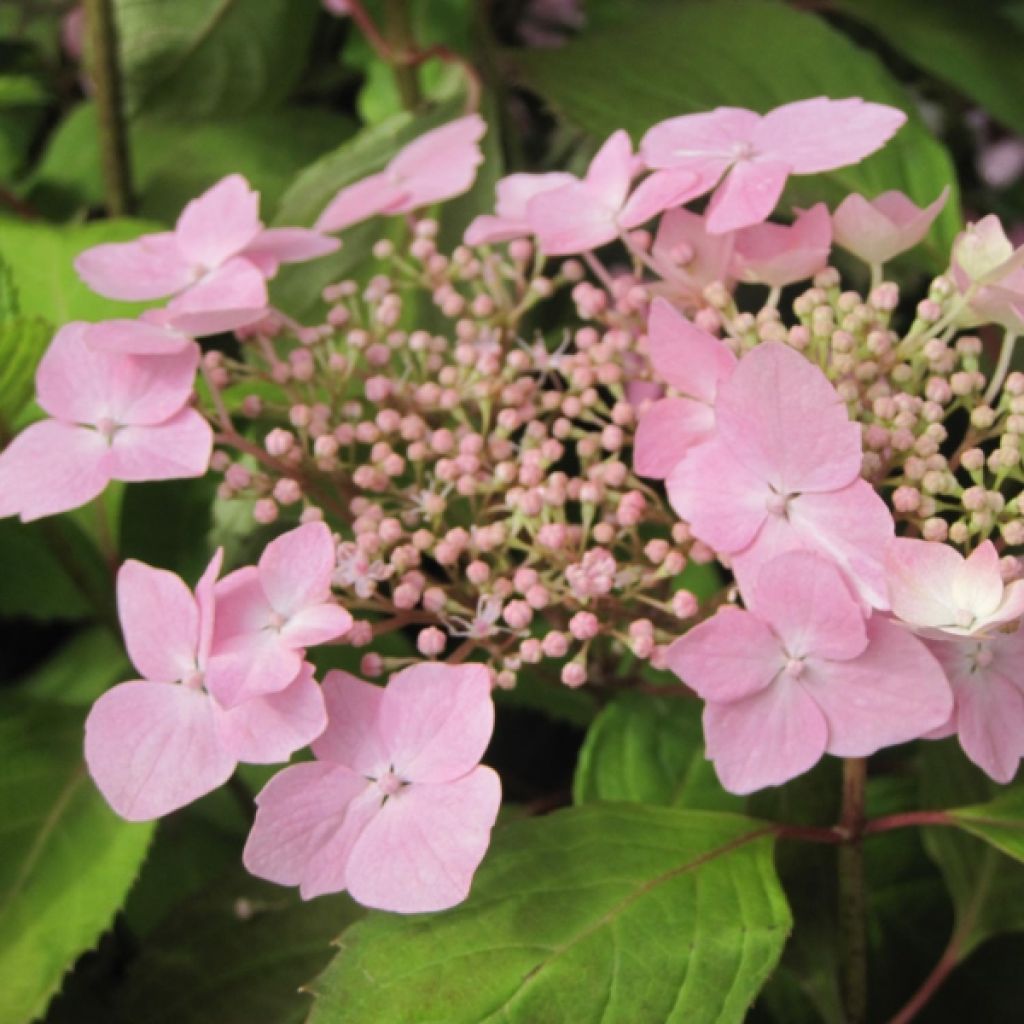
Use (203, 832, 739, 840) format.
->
(574, 691, 741, 811)
(307, 804, 790, 1023)
(18, 628, 129, 705)
(514, 0, 960, 263)
(0, 698, 153, 1023)
(949, 783, 1024, 864)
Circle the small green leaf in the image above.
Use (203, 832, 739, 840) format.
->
(114, 0, 319, 117)
(514, 0, 960, 263)
(949, 783, 1024, 864)
(0, 312, 51, 434)
(307, 804, 790, 1024)
(0, 698, 154, 1024)
(574, 691, 741, 811)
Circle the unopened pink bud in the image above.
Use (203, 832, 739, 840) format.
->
(417, 626, 447, 657)
(541, 631, 569, 658)
(360, 653, 384, 677)
(253, 498, 278, 524)
(561, 662, 586, 688)
(569, 611, 599, 640)
(672, 591, 699, 619)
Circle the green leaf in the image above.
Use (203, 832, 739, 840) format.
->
(307, 805, 790, 1023)
(514, 0, 960, 262)
(0, 311, 51, 435)
(28, 104, 356, 222)
(949, 782, 1024, 864)
(574, 691, 742, 811)
(0, 698, 154, 1024)
(114, 0, 319, 117)
(0, 216, 164, 323)
(834, 0, 1024, 137)
(18, 628, 129, 705)
(113, 873, 362, 1024)
(918, 741, 1024, 961)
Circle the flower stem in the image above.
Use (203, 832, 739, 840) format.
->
(838, 757, 868, 1024)
(983, 329, 1018, 405)
(84, 0, 133, 215)
(383, 0, 422, 111)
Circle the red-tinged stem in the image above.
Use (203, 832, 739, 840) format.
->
(838, 757, 868, 1024)
(887, 933, 961, 1024)
(863, 810, 954, 836)
(775, 823, 845, 845)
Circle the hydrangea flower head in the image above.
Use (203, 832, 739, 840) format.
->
(0, 322, 212, 521)
(666, 551, 952, 793)
(85, 552, 328, 820)
(243, 663, 501, 912)
(641, 97, 907, 233)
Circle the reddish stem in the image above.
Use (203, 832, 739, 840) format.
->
(888, 933, 961, 1024)
(863, 810, 954, 836)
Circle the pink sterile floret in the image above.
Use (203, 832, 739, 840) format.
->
(205, 522, 354, 707)
(925, 630, 1024, 784)
(667, 340, 895, 609)
(316, 115, 487, 233)
(666, 551, 952, 794)
(84, 552, 328, 821)
(464, 171, 576, 245)
(526, 130, 704, 256)
(950, 215, 1024, 332)
(0, 322, 212, 522)
(650, 207, 737, 303)
(243, 663, 502, 913)
(641, 97, 907, 234)
(633, 298, 736, 479)
(75, 174, 338, 335)
(887, 538, 1024, 638)
(832, 187, 949, 266)
(731, 203, 832, 288)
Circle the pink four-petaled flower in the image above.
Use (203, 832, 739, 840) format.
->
(243, 663, 502, 912)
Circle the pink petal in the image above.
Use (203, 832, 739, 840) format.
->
(314, 172, 408, 233)
(175, 174, 263, 270)
(212, 566, 272, 639)
(463, 214, 528, 246)
(757, 97, 906, 174)
(833, 188, 948, 266)
(733, 480, 894, 612)
(633, 397, 715, 479)
(84, 681, 235, 821)
(703, 677, 828, 794)
(619, 168, 710, 229)
(345, 766, 501, 913)
(205, 633, 303, 708)
(312, 670, 390, 775)
(84, 319, 193, 356)
(243, 761, 371, 887)
(494, 171, 577, 220)
(886, 537, 964, 630)
(164, 258, 269, 336)
(259, 522, 336, 617)
(216, 662, 328, 763)
(953, 666, 1024, 783)
(116, 559, 199, 682)
(953, 541, 1003, 621)
(745, 551, 867, 661)
(652, 208, 737, 290)
(666, 438, 769, 554)
(807, 617, 952, 756)
(0, 420, 109, 522)
(584, 130, 634, 211)
(280, 603, 353, 647)
(715, 341, 862, 494)
(389, 114, 486, 208)
(380, 662, 495, 783)
(107, 409, 213, 482)
(646, 297, 736, 400)
(640, 106, 758, 170)
(240, 228, 340, 277)
(665, 606, 784, 702)
(706, 158, 790, 234)
(732, 203, 832, 288)
(74, 231, 193, 301)
(195, 547, 224, 668)
(527, 180, 618, 256)
(300, 786, 383, 900)
(989, 579, 1024, 630)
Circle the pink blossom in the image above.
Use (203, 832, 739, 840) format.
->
(333, 541, 394, 598)
(650, 207, 736, 304)
(464, 171, 575, 245)
(633, 298, 736, 479)
(666, 551, 951, 793)
(315, 116, 487, 233)
(75, 175, 338, 335)
(526, 131, 703, 256)
(667, 341, 894, 608)
(0, 322, 212, 522)
(925, 631, 1024, 782)
(641, 98, 907, 233)
(732, 203, 832, 288)
(832, 187, 949, 266)
(888, 538, 1024, 638)
(205, 523, 353, 707)
(951, 215, 1024, 330)
(242, 664, 501, 912)
(84, 553, 327, 821)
